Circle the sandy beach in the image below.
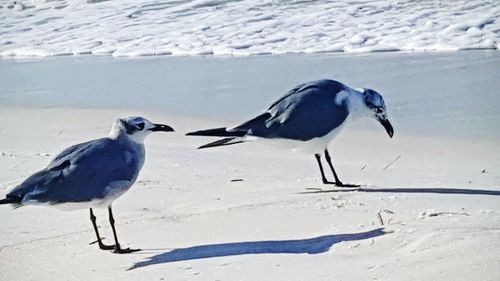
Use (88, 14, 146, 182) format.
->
(0, 51, 499, 280)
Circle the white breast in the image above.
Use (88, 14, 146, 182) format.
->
(248, 120, 347, 155)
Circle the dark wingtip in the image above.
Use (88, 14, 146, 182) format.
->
(185, 127, 237, 137)
(0, 197, 21, 205)
(196, 137, 245, 149)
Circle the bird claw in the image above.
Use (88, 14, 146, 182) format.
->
(99, 244, 116, 250)
(113, 246, 141, 254)
(321, 179, 336, 185)
(91, 240, 140, 253)
(90, 238, 116, 250)
(335, 182, 360, 188)
(322, 180, 360, 188)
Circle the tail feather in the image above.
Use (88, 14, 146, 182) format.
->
(188, 113, 272, 149)
(186, 127, 247, 137)
(198, 137, 245, 149)
(0, 197, 20, 205)
(187, 113, 271, 138)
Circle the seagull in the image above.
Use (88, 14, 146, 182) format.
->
(0, 116, 174, 254)
(187, 79, 394, 187)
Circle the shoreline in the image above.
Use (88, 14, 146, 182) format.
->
(0, 48, 498, 60)
(1, 48, 498, 61)
(1, 50, 499, 142)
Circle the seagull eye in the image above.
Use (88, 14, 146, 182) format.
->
(136, 122, 145, 130)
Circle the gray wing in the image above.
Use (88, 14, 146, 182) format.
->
(235, 80, 349, 141)
(7, 138, 144, 204)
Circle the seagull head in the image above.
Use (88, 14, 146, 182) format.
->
(109, 116, 174, 143)
(360, 89, 394, 138)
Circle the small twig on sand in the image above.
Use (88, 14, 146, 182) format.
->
(377, 211, 384, 225)
(305, 187, 322, 191)
(377, 209, 395, 225)
(427, 211, 470, 217)
(382, 155, 401, 171)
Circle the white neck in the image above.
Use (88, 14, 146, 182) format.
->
(108, 122, 122, 140)
(335, 88, 367, 119)
(108, 123, 147, 144)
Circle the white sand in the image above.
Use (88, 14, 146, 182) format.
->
(0, 51, 499, 280)
(0, 104, 499, 280)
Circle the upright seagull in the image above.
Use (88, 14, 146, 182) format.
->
(187, 79, 394, 186)
(0, 116, 174, 254)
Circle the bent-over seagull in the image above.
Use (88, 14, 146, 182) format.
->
(187, 79, 394, 186)
(0, 116, 174, 254)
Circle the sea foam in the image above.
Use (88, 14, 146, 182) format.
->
(1, 0, 498, 58)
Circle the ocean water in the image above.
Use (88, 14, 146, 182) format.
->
(1, 51, 499, 141)
(0, 0, 499, 58)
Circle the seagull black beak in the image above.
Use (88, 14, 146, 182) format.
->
(378, 117, 394, 138)
(149, 124, 174, 132)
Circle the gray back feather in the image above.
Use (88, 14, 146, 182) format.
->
(7, 137, 145, 204)
(234, 80, 349, 141)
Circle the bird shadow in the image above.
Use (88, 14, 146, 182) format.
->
(128, 228, 386, 270)
(298, 187, 500, 196)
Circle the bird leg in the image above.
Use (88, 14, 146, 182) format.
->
(315, 153, 335, 184)
(108, 206, 140, 254)
(324, 149, 360, 187)
(89, 208, 114, 250)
